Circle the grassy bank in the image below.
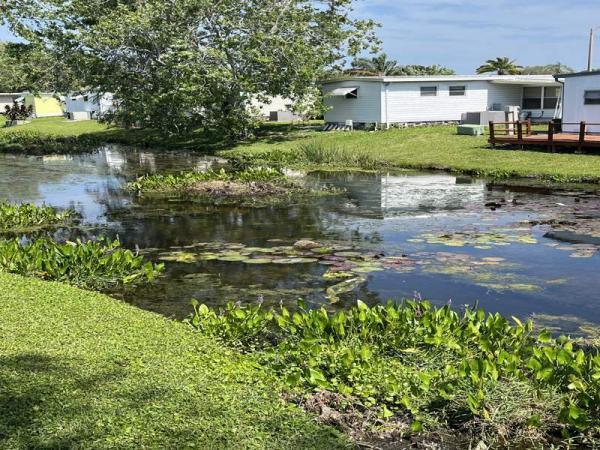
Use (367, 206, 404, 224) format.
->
(0, 117, 216, 152)
(223, 126, 600, 183)
(0, 272, 347, 449)
(5, 118, 600, 182)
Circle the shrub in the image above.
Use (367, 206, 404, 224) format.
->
(0, 237, 163, 289)
(0, 202, 75, 231)
(188, 299, 600, 443)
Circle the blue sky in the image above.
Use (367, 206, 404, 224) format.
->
(2, 1, 600, 73)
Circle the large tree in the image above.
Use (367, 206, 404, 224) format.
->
(476, 57, 522, 75)
(0, 42, 79, 93)
(2, 0, 378, 136)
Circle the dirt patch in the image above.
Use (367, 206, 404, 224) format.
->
(188, 180, 288, 197)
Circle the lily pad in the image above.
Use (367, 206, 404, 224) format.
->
(243, 258, 273, 264)
(334, 251, 362, 258)
(218, 255, 250, 262)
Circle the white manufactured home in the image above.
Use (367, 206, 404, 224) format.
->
(65, 92, 116, 120)
(558, 71, 600, 133)
(0, 93, 22, 111)
(322, 75, 561, 127)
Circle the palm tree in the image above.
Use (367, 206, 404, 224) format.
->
(476, 57, 523, 75)
(350, 53, 403, 76)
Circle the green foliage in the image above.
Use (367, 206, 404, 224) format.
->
(0, 202, 75, 231)
(0, 41, 80, 92)
(521, 63, 575, 75)
(0, 272, 347, 449)
(127, 167, 285, 193)
(476, 57, 523, 75)
(349, 54, 454, 76)
(0, 237, 163, 290)
(4, 0, 378, 137)
(189, 299, 600, 441)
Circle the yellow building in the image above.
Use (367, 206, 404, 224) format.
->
(23, 93, 64, 118)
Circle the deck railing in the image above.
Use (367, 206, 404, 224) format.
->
(489, 120, 600, 151)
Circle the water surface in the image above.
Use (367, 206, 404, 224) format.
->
(1, 145, 599, 337)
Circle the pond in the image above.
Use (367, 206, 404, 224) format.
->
(1, 145, 600, 337)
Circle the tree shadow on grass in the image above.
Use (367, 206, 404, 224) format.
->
(0, 352, 348, 449)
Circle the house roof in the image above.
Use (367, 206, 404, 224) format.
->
(554, 70, 600, 80)
(322, 74, 559, 85)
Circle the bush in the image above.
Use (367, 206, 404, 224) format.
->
(188, 299, 600, 444)
(0, 202, 75, 231)
(0, 237, 163, 289)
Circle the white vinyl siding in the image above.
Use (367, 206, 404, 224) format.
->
(562, 74, 600, 133)
(323, 80, 382, 123)
(385, 81, 492, 123)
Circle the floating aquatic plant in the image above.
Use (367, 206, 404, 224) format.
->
(0, 202, 76, 232)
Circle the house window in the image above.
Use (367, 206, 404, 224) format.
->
(420, 86, 437, 96)
(584, 90, 600, 105)
(449, 86, 466, 96)
(543, 87, 560, 109)
(522, 87, 542, 109)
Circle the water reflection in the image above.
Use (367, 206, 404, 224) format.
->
(1, 146, 599, 332)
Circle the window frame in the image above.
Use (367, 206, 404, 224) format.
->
(584, 90, 600, 105)
(522, 86, 543, 110)
(420, 86, 438, 97)
(449, 85, 466, 96)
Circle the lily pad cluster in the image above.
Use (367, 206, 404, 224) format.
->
(156, 239, 416, 303)
(411, 230, 538, 249)
(544, 242, 598, 259)
(417, 251, 542, 293)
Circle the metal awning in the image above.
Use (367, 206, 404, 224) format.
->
(328, 87, 359, 97)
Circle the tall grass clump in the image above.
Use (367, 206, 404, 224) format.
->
(189, 299, 600, 446)
(0, 202, 75, 232)
(296, 141, 388, 170)
(0, 237, 163, 289)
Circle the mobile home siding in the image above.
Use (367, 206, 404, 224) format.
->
(323, 80, 382, 124)
(561, 74, 600, 133)
(385, 81, 494, 123)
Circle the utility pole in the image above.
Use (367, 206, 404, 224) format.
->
(588, 27, 600, 71)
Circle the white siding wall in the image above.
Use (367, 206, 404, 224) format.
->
(0, 94, 20, 110)
(323, 81, 382, 123)
(385, 81, 486, 123)
(562, 75, 600, 133)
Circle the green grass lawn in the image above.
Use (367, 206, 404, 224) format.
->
(0, 272, 347, 449)
(222, 126, 600, 182)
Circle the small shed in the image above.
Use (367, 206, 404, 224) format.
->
(557, 71, 600, 133)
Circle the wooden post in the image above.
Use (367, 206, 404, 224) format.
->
(526, 118, 532, 136)
(517, 121, 523, 148)
(578, 121, 586, 153)
(548, 120, 555, 152)
(489, 121, 495, 147)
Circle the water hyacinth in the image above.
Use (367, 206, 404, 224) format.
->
(0, 202, 76, 231)
(189, 299, 600, 444)
(0, 237, 163, 290)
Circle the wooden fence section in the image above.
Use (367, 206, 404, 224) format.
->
(488, 120, 600, 152)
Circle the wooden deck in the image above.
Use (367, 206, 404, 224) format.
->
(488, 120, 600, 152)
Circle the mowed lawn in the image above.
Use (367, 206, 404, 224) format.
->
(224, 125, 600, 182)
(0, 273, 347, 450)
